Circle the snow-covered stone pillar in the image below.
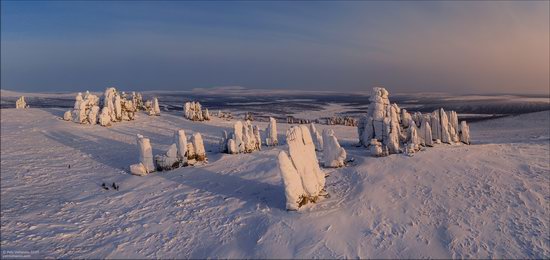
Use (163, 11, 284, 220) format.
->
(277, 151, 306, 210)
(203, 108, 210, 120)
(72, 93, 87, 124)
(191, 132, 206, 162)
(439, 108, 452, 143)
(358, 87, 392, 148)
(322, 129, 346, 168)
(175, 130, 188, 161)
(152, 98, 161, 116)
(130, 134, 155, 176)
(253, 125, 262, 151)
(88, 106, 100, 125)
(309, 123, 324, 151)
(233, 121, 244, 153)
(407, 120, 421, 153)
(15, 96, 28, 109)
(277, 125, 327, 210)
(265, 117, 278, 146)
(420, 116, 433, 147)
(460, 121, 470, 145)
(99, 108, 111, 126)
(114, 94, 122, 121)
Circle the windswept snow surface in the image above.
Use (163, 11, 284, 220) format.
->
(1, 108, 549, 258)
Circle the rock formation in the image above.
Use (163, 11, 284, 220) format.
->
(130, 134, 155, 176)
(15, 96, 28, 109)
(460, 121, 470, 145)
(66, 88, 141, 126)
(184, 101, 209, 121)
(309, 123, 324, 151)
(220, 120, 262, 154)
(357, 87, 470, 157)
(277, 125, 326, 210)
(322, 129, 346, 168)
(265, 117, 279, 146)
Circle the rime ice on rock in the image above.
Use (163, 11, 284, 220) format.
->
(15, 96, 28, 109)
(67, 88, 142, 126)
(130, 134, 155, 176)
(221, 120, 262, 154)
(253, 125, 262, 151)
(419, 116, 434, 147)
(155, 144, 180, 171)
(277, 151, 306, 210)
(175, 130, 188, 161)
(277, 126, 327, 210)
(151, 129, 207, 172)
(460, 121, 470, 145)
(358, 87, 402, 155)
(191, 133, 207, 162)
(357, 87, 470, 156)
(309, 123, 324, 151)
(370, 139, 384, 157)
(147, 98, 161, 116)
(407, 120, 421, 153)
(438, 108, 452, 144)
(322, 129, 346, 168)
(63, 110, 72, 121)
(265, 117, 279, 146)
(71, 91, 100, 124)
(184, 101, 209, 121)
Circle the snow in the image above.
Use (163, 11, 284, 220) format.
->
(1, 106, 549, 258)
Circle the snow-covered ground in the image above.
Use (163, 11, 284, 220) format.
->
(1, 107, 549, 258)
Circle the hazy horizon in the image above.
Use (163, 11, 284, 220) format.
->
(1, 1, 549, 94)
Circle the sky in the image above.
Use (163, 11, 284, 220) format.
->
(1, 1, 549, 94)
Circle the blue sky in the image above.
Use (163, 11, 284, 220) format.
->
(1, 1, 548, 94)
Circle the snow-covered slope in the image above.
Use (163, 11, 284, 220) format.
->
(1, 108, 548, 258)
